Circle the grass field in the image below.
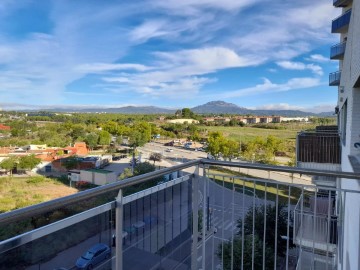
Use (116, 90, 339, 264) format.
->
(199, 124, 313, 143)
(0, 175, 77, 213)
(207, 167, 302, 204)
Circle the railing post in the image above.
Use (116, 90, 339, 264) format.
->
(115, 189, 123, 270)
(191, 166, 200, 270)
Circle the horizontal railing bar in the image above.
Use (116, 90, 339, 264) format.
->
(0, 201, 115, 254)
(206, 173, 360, 194)
(202, 159, 360, 180)
(0, 160, 200, 225)
(1, 159, 359, 226)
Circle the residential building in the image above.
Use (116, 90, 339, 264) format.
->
(294, 0, 360, 268)
(330, 0, 360, 269)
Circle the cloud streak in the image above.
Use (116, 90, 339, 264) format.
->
(276, 61, 324, 76)
(211, 77, 322, 99)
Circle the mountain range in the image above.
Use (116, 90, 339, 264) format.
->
(24, 101, 334, 117)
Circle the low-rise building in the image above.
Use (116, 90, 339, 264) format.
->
(167, 119, 199, 124)
(79, 168, 117, 185)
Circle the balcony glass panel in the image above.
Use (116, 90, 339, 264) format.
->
(329, 71, 341, 86)
(332, 9, 351, 33)
(333, 0, 351, 8)
(0, 209, 113, 270)
(330, 41, 346, 59)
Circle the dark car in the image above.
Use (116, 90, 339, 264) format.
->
(76, 243, 111, 270)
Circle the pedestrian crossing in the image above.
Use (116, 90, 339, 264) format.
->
(211, 216, 239, 233)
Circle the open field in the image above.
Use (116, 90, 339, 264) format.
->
(207, 167, 302, 204)
(199, 124, 314, 143)
(0, 176, 77, 213)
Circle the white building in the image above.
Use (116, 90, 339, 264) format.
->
(331, 1, 360, 269)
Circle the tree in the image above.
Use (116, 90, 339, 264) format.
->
(129, 130, 148, 172)
(238, 204, 292, 257)
(149, 152, 163, 166)
(98, 130, 111, 145)
(84, 132, 99, 150)
(207, 132, 225, 160)
(0, 156, 18, 176)
(18, 155, 41, 172)
(219, 234, 274, 270)
(221, 139, 239, 161)
(219, 204, 292, 269)
(181, 108, 195, 118)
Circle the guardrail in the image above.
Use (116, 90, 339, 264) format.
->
(332, 9, 351, 33)
(1, 160, 360, 270)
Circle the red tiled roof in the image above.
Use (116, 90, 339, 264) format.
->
(0, 124, 11, 131)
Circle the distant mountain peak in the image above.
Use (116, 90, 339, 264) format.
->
(202, 101, 240, 107)
(192, 101, 249, 114)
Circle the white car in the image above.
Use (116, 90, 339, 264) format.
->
(165, 148, 173, 152)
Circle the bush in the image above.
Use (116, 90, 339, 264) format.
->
(75, 180, 91, 189)
(26, 176, 46, 184)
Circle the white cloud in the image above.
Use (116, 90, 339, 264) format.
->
(305, 54, 329, 62)
(215, 77, 321, 99)
(276, 61, 323, 76)
(256, 103, 304, 111)
(0, 0, 340, 106)
(75, 63, 153, 73)
(101, 47, 251, 98)
(129, 20, 173, 42)
(255, 103, 335, 113)
(151, 0, 260, 14)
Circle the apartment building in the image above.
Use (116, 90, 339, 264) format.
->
(295, 0, 360, 269)
(330, 0, 360, 269)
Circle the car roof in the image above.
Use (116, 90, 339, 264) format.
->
(89, 243, 107, 252)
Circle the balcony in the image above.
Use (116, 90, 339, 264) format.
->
(333, 0, 352, 8)
(330, 41, 346, 60)
(297, 130, 341, 165)
(332, 9, 351, 33)
(294, 194, 337, 254)
(0, 160, 359, 269)
(329, 71, 341, 86)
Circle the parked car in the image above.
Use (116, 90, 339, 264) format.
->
(76, 243, 111, 270)
(165, 148, 173, 152)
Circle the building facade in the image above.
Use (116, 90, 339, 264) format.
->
(331, 0, 359, 269)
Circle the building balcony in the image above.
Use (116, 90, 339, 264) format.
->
(332, 9, 351, 33)
(333, 0, 352, 8)
(297, 128, 341, 165)
(330, 41, 346, 60)
(0, 160, 359, 269)
(294, 194, 337, 255)
(329, 71, 341, 86)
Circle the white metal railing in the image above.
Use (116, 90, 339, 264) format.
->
(1, 160, 360, 270)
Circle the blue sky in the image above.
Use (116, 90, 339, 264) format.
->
(0, 0, 341, 112)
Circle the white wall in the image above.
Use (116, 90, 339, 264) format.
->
(336, 1, 360, 269)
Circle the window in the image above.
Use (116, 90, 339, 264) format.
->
(340, 100, 347, 145)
